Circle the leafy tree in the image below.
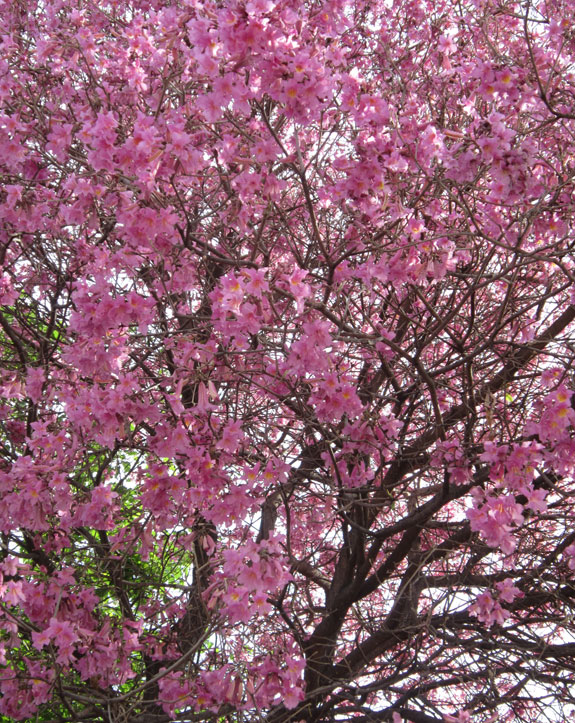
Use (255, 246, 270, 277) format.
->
(0, 0, 575, 720)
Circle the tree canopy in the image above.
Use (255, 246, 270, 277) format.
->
(1, 0, 575, 720)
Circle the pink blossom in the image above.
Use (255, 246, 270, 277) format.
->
(496, 578, 522, 603)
